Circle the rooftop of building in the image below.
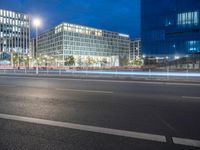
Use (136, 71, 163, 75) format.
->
(39, 22, 130, 38)
(0, 8, 28, 15)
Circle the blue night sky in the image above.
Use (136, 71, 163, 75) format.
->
(0, 0, 140, 39)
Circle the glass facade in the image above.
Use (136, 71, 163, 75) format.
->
(38, 23, 130, 66)
(0, 9, 30, 57)
(141, 0, 200, 57)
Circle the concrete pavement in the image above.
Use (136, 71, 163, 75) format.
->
(0, 76, 200, 149)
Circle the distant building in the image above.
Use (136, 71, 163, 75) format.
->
(30, 38, 36, 58)
(130, 39, 141, 60)
(37, 23, 130, 66)
(141, 0, 200, 58)
(0, 9, 30, 59)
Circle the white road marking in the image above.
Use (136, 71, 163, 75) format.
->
(0, 113, 200, 147)
(1, 75, 200, 86)
(173, 137, 200, 147)
(0, 113, 166, 143)
(182, 96, 200, 100)
(56, 88, 113, 94)
(0, 84, 17, 88)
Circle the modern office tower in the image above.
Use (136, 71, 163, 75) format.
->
(141, 0, 200, 58)
(0, 9, 30, 59)
(130, 39, 141, 60)
(37, 23, 130, 66)
(30, 38, 36, 58)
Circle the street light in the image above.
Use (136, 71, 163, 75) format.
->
(175, 56, 180, 60)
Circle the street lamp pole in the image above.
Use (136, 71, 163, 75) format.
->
(36, 25, 38, 59)
(33, 18, 41, 58)
(33, 18, 42, 73)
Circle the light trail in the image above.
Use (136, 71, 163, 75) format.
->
(1, 69, 200, 77)
(63, 70, 200, 77)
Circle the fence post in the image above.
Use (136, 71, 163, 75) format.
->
(86, 68, 88, 78)
(115, 69, 118, 78)
(167, 67, 169, 80)
(59, 69, 61, 75)
(149, 69, 151, 78)
(186, 69, 189, 79)
(36, 66, 38, 75)
(132, 69, 134, 79)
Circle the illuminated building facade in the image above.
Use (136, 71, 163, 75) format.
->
(0, 9, 30, 58)
(141, 0, 200, 58)
(37, 23, 130, 66)
(130, 39, 141, 60)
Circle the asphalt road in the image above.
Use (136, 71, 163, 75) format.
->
(0, 76, 200, 150)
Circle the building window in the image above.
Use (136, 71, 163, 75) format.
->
(187, 41, 200, 53)
(178, 11, 199, 26)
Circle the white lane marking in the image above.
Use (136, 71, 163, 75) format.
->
(56, 88, 113, 94)
(173, 137, 200, 147)
(0, 113, 166, 143)
(182, 96, 200, 100)
(1, 75, 200, 86)
(0, 84, 17, 88)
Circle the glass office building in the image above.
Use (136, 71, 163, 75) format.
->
(0, 9, 30, 58)
(37, 23, 130, 66)
(141, 0, 200, 58)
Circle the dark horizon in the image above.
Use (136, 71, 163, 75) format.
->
(0, 0, 140, 39)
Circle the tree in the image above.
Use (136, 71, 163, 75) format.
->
(85, 56, 96, 66)
(65, 55, 75, 66)
(76, 56, 83, 67)
(122, 58, 129, 66)
(100, 58, 108, 67)
(130, 59, 143, 66)
(12, 53, 18, 64)
(23, 56, 29, 66)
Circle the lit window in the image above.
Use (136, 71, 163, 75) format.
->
(178, 11, 199, 26)
(187, 41, 200, 53)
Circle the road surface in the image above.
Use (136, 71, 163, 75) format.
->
(0, 76, 199, 150)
